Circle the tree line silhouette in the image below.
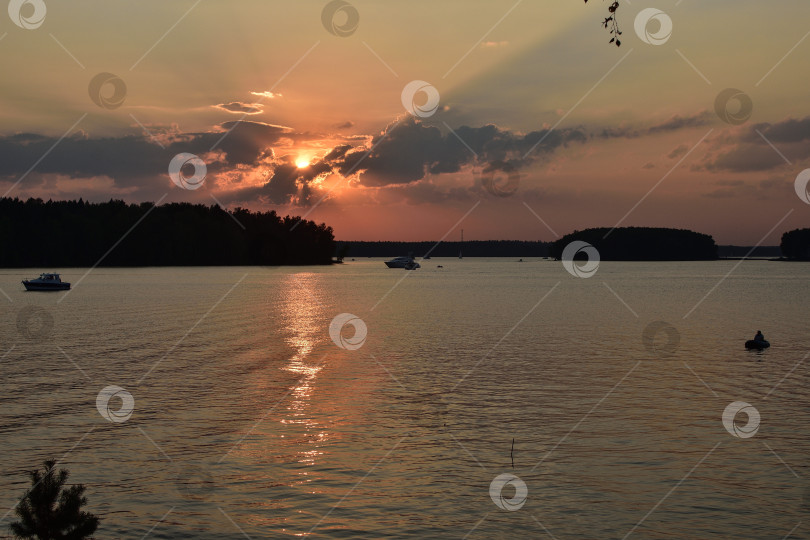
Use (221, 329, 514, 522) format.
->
(548, 227, 718, 260)
(2, 198, 796, 266)
(0, 198, 335, 267)
(780, 228, 810, 260)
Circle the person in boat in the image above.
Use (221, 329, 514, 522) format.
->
(754, 330, 766, 342)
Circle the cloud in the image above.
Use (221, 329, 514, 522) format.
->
(704, 145, 785, 172)
(333, 121, 355, 129)
(598, 111, 713, 140)
(481, 41, 508, 48)
(703, 189, 736, 198)
(667, 144, 688, 159)
(701, 116, 810, 172)
(224, 158, 331, 205)
(220, 111, 720, 205)
(701, 179, 760, 199)
(332, 117, 585, 187)
(217, 117, 589, 206)
(6, 110, 792, 209)
(743, 117, 810, 144)
(0, 121, 293, 197)
(250, 91, 281, 99)
(215, 102, 263, 115)
(648, 111, 712, 134)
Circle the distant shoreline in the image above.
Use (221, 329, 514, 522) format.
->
(336, 238, 782, 260)
(2, 257, 800, 272)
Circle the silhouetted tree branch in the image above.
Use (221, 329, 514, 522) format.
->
(585, 0, 622, 46)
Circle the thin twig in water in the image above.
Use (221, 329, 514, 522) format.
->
(511, 438, 515, 469)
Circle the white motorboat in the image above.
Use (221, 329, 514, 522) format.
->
(22, 273, 70, 291)
(385, 256, 420, 269)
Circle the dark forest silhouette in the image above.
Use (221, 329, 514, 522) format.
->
(1, 198, 789, 265)
(780, 228, 810, 260)
(549, 227, 718, 260)
(0, 198, 334, 267)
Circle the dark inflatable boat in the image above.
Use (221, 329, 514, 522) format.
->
(745, 340, 770, 350)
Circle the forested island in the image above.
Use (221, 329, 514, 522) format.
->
(548, 227, 718, 260)
(0, 198, 335, 266)
(780, 229, 810, 260)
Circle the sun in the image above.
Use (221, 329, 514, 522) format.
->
(296, 158, 310, 169)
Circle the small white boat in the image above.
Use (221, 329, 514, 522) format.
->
(22, 273, 70, 291)
(385, 256, 420, 269)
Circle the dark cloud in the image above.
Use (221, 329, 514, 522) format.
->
(702, 179, 764, 199)
(228, 160, 330, 205)
(0, 121, 291, 187)
(218, 117, 589, 205)
(333, 121, 355, 129)
(213, 121, 292, 165)
(322, 144, 352, 162)
(759, 178, 785, 191)
(381, 180, 475, 205)
(704, 144, 785, 172)
(743, 117, 810, 144)
(701, 116, 810, 172)
(648, 111, 712, 134)
(215, 102, 263, 114)
(668, 144, 688, 159)
(5, 110, 793, 208)
(598, 111, 712, 140)
(703, 189, 736, 198)
(334, 117, 585, 188)
(599, 126, 638, 138)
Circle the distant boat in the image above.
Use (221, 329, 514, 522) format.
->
(385, 255, 420, 269)
(22, 273, 70, 291)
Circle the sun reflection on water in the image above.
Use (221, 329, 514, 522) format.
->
(279, 274, 331, 465)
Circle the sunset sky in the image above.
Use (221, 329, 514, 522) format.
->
(2, 0, 809, 243)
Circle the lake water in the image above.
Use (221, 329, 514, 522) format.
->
(1, 259, 809, 539)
